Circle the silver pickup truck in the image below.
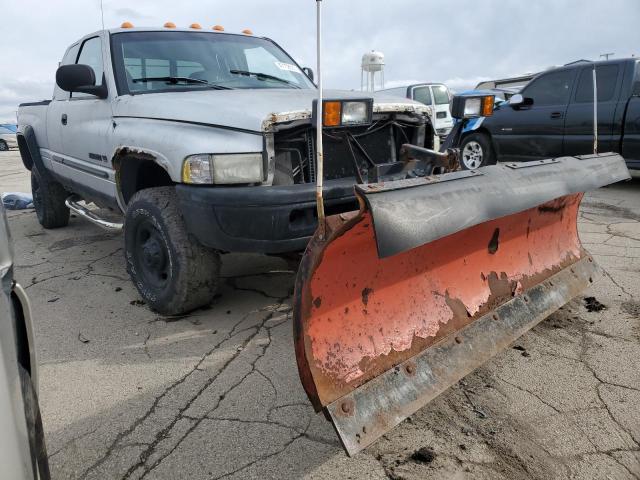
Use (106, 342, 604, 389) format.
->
(17, 25, 436, 315)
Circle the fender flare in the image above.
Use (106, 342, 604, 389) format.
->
(17, 126, 51, 180)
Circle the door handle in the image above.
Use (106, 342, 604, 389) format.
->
(61, 114, 67, 125)
(550, 112, 563, 119)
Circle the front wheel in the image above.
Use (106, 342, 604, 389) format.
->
(459, 132, 495, 170)
(0, 140, 8, 151)
(124, 187, 221, 315)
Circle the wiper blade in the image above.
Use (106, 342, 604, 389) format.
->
(131, 76, 231, 90)
(229, 70, 301, 89)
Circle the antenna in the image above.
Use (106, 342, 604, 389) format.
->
(315, 0, 326, 237)
(593, 64, 598, 154)
(100, 0, 105, 30)
(599, 52, 614, 61)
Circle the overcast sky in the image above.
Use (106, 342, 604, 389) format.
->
(1, 0, 638, 122)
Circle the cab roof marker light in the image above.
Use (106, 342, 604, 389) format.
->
(164, 22, 176, 28)
(190, 23, 202, 29)
(212, 25, 225, 31)
(120, 21, 134, 28)
(242, 29, 253, 35)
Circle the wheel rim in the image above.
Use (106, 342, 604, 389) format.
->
(462, 141, 483, 169)
(0, 142, 7, 151)
(134, 219, 171, 290)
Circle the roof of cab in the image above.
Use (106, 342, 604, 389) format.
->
(106, 26, 255, 36)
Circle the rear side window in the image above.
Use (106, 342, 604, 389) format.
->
(523, 70, 574, 106)
(432, 85, 450, 105)
(574, 65, 619, 103)
(76, 37, 104, 86)
(413, 86, 432, 105)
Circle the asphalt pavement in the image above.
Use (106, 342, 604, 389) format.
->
(2, 150, 639, 479)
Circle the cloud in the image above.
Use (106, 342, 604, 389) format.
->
(1, 0, 638, 123)
(111, 7, 149, 21)
(0, 77, 52, 122)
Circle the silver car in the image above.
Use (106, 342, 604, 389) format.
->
(0, 204, 50, 479)
(0, 125, 18, 151)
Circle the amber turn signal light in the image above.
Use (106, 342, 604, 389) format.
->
(323, 101, 342, 127)
(481, 96, 495, 117)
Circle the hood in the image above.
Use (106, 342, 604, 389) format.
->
(113, 88, 429, 133)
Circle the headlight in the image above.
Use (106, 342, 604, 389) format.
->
(182, 153, 264, 184)
(342, 101, 369, 125)
(450, 94, 495, 119)
(313, 98, 373, 128)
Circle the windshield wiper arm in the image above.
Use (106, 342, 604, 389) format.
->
(229, 70, 301, 89)
(131, 76, 231, 90)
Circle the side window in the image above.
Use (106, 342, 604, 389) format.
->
(412, 86, 432, 106)
(522, 70, 574, 106)
(574, 65, 619, 103)
(75, 37, 104, 97)
(53, 44, 80, 100)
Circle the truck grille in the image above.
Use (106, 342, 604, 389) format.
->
(273, 119, 430, 185)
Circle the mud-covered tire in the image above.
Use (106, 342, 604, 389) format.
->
(19, 364, 51, 480)
(459, 132, 495, 170)
(124, 187, 221, 315)
(31, 166, 70, 229)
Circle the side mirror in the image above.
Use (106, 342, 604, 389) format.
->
(509, 94, 533, 108)
(56, 64, 108, 98)
(302, 67, 314, 82)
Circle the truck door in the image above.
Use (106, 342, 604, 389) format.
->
(430, 85, 454, 137)
(410, 86, 438, 133)
(57, 34, 115, 202)
(563, 64, 622, 155)
(45, 43, 79, 160)
(493, 69, 576, 161)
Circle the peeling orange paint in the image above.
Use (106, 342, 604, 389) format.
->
(305, 194, 583, 385)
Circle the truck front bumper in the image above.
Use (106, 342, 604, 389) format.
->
(175, 181, 358, 254)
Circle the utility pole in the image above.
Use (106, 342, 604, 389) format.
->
(599, 53, 614, 60)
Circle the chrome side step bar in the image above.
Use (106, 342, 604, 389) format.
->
(65, 195, 123, 232)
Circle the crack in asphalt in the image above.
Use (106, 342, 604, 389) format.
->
(23, 247, 123, 290)
(74, 302, 272, 480)
(48, 426, 100, 459)
(494, 375, 562, 414)
(117, 295, 294, 480)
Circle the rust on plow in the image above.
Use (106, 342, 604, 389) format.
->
(293, 153, 630, 455)
(327, 255, 599, 455)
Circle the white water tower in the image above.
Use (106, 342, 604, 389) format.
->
(361, 51, 385, 92)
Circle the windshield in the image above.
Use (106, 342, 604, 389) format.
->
(111, 31, 315, 94)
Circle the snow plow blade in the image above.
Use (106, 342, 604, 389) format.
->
(293, 153, 629, 455)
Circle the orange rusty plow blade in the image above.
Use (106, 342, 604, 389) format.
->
(293, 153, 629, 455)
